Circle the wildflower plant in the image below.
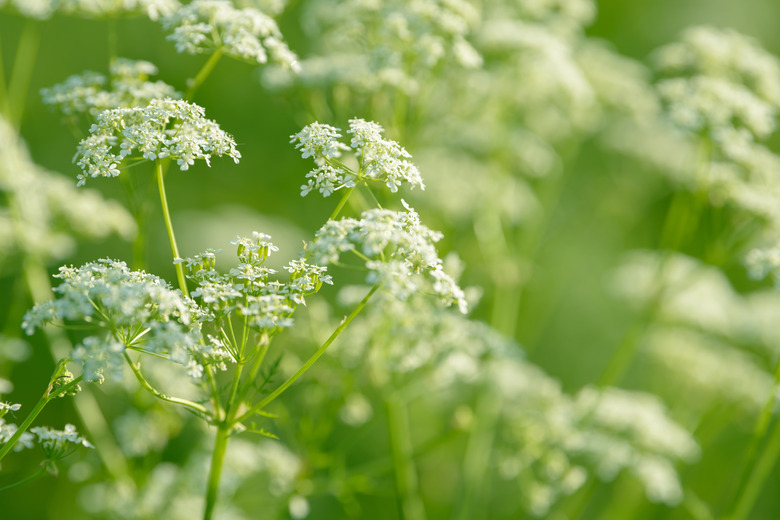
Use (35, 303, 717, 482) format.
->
(7, 3, 780, 520)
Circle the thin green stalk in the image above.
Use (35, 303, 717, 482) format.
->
(7, 20, 40, 128)
(728, 418, 780, 520)
(156, 160, 189, 296)
(723, 355, 780, 518)
(596, 316, 649, 386)
(0, 34, 10, 117)
(453, 387, 501, 520)
(386, 393, 426, 520)
(185, 48, 224, 101)
(329, 186, 355, 221)
(107, 17, 118, 62)
(124, 352, 209, 416)
(235, 333, 270, 406)
(0, 465, 47, 492)
(203, 425, 230, 520)
(235, 285, 378, 424)
(0, 371, 83, 462)
(224, 362, 245, 422)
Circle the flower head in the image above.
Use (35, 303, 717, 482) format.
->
(75, 98, 240, 185)
(292, 119, 425, 197)
(162, 0, 298, 69)
(23, 259, 207, 382)
(307, 201, 466, 312)
(42, 58, 180, 118)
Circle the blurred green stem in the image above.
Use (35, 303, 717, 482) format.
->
(203, 425, 230, 520)
(0, 34, 10, 118)
(723, 355, 780, 519)
(186, 48, 223, 100)
(453, 387, 501, 520)
(386, 392, 427, 520)
(107, 17, 118, 62)
(156, 160, 189, 296)
(728, 418, 780, 520)
(0, 362, 82, 462)
(7, 20, 40, 129)
(0, 465, 46, 491)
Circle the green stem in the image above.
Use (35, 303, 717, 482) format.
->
(329, 186, 355, 221)
(124, 352, 209, 416)
(107, 17, 118, 62)
(0, 370, 83, 462)
(203, 425, 230, 520)
(453, 387, 501, 520)
(235, 333, 269, 408)
(7, 20, 40, 129)
(0, 465, 47, 492)
(0, 33, 10, 117)
(386, 392, 426, 520)
(224, 362, 244, 423)
(156, 160, 189, 296)
(185, 48, 223, 101)
(723, 355, 780, 519)
(596, 317, 648, 386)
(728, 418, 780, 520)
(235, 285, 378, 424)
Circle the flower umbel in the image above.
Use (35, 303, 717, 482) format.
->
(161, 0, 299, 69)
(23, 259, 207, 382)
(307, 201, 466, 312)
(75, 98, 240, 185)
(291, 118, 425, 197)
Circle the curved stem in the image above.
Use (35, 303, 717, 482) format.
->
(156, 160, 189, 296)
(0, 370, 83, 462)
(235, 285, 378, 424)
(124, 352, 208, 416)
(186, 48, 223, 101)
(0, 465, 46, 492)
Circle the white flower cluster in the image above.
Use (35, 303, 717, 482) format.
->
(30, 424, 93, 461)
(175, 233, 332, 340)
(336, 288, 487, 378)
(264, 0, 481, 93)
(0, 114, 136, 268)
(612, 251, 780, 416)
(291, 119, 424, 196)
(0, 0, 180, 20)
(654, 26, 780, 149)
(567, 386, 700, 505)
(644, 326, 771, 417)
(643, 27, 780, 235)
(41, 58, 179, 118)
(307, 202, 467, 313)
(23, 259, 209, 382)
(161, 0, 298, 68)
(746, 246, 780, 285)
(75, 98, 240, 186)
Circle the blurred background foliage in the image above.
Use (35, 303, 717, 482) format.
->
(3, 0, 780, 519)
